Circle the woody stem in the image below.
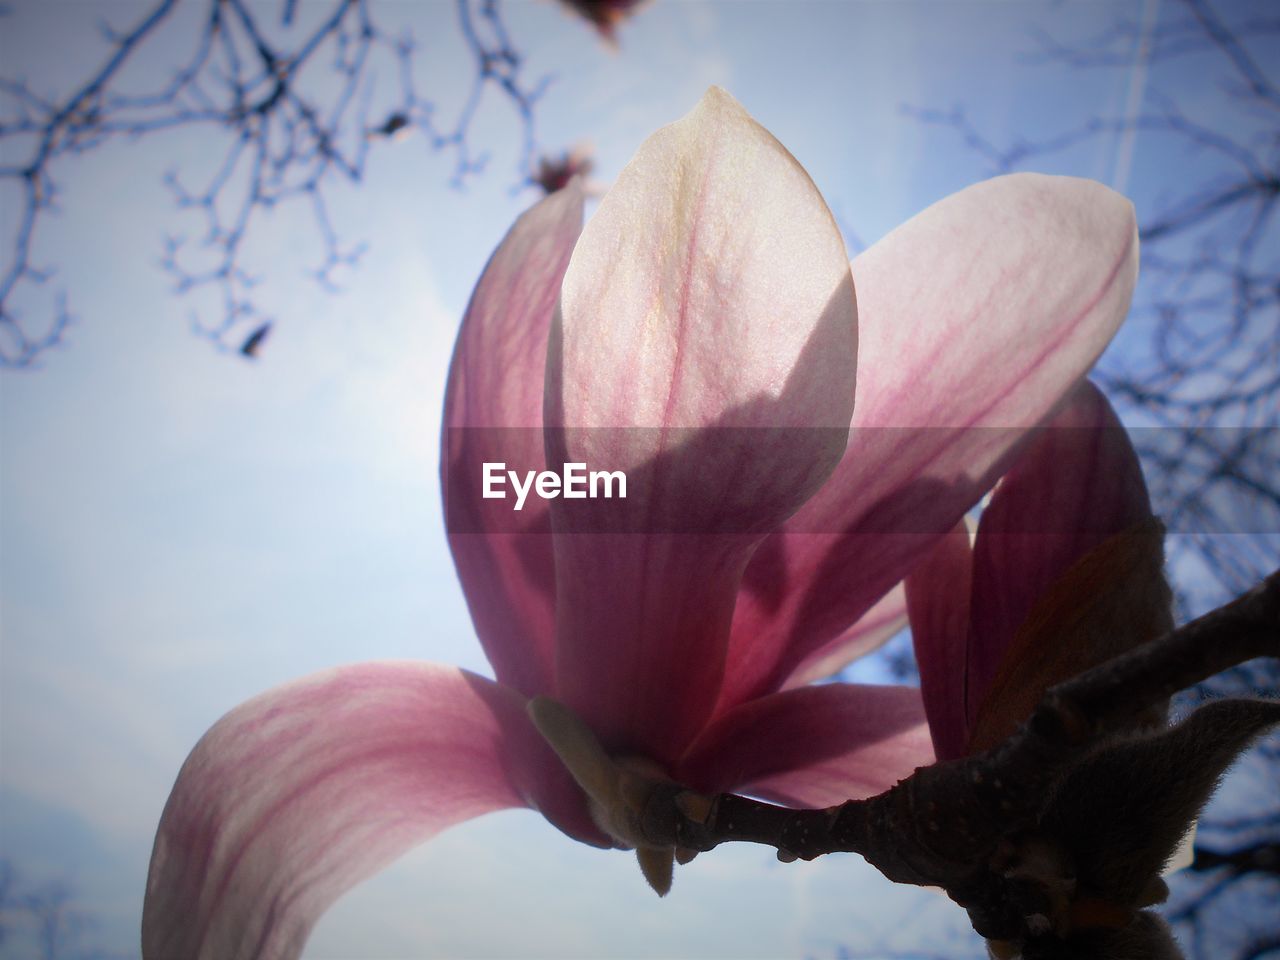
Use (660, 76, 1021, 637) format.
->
(672, 569, 1280, 900)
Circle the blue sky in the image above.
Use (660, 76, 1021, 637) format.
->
(1, 1, 1271, 957)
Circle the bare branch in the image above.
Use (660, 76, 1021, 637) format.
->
(653, 571, 1280, 955)
(0, 0, 551, 366)
(905, 0, 1280, 611)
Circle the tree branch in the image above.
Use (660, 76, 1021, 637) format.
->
(0, 0, 550, 365)
(905, 0, 1280, 613)
(656, 571, 1280, 948)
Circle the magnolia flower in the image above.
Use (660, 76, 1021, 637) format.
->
(906, 378, 1170, 762)
(142, 89, 1138, 959)
(906, 381, 1201, 959)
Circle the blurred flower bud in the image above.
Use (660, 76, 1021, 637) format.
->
(556, 0, 651, 44)
(532, 147, 595, 195)
(239, 322, 271, 359)
(368, 112, 411, 140)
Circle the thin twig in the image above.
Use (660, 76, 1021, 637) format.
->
(0, 0, 549, 365)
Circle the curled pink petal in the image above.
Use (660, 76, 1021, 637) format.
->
(545, 87, 857, 759)
(680, 683, 933, 807)
(965, 379, 1154, 720)
(143, 663, 602, 960)
(442, 184, 584, 696)
(722, 173, 1139, 712)
(904, 522, 975, 762)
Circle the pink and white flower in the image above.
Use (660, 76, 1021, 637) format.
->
(142, 88, 1138, 959)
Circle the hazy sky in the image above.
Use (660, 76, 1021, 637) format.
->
(0, 1, 1265, 957)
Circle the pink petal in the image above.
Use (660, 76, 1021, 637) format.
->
(545, 88, 857, 759)
(721, 173, 1139, 712)
(143, 663, 604, 960)
(965, 379, 1154, 726)
(904, 522, 975, 761)
(679, 683, 933, 807)
(780, 583, 908, 690)
(442, 185, 584, 696)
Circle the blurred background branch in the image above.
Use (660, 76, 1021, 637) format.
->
(905, 0, 1279, 614)
(892, 4, 1279, 956)
(0, 0, 556, 366)
(0, 859, 130, 960)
